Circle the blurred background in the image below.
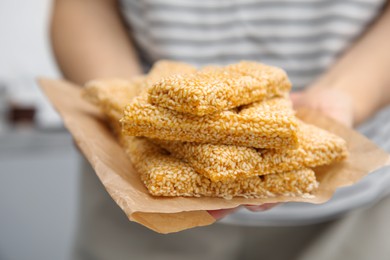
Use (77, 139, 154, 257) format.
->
(0, 1, 79, 259)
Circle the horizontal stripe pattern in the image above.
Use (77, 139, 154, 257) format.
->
(124, 1, 379, 23)
(120, 0, 384, 88)
(142, 0, 383, 8)
(133, 32, 351, 57)
(124, 0, 382, 12)
(128, 11, 365, 40)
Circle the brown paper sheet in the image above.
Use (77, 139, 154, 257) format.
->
(39, 78, 390, 234)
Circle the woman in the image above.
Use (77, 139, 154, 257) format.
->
(51, 0, 390, 259)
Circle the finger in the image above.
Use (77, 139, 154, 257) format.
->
(245, 203, 279, 212)
(289, 92, 306, 108)
(290, 91, 307, 108)
(208, 207, 240, 220)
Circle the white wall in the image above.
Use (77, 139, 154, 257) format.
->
(0, 0, 62, 128)
(0, 0, 59, 81)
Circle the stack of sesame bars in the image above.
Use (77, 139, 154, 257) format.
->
(84, 60, 348, 199)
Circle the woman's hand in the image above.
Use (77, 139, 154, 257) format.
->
(208, 203, 279, 220)
(291, 88, 355, 127)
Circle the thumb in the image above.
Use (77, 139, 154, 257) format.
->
(290, 91, 307, 109)
(208, 207, 240, 220)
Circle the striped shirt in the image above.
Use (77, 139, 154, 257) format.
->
(120, 0, 385, 89)
(119, 0, 390, 225)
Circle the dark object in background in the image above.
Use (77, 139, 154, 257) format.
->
(0, 78, 37, 127)
(7, 102, 36, 125)
(0, 78, 62, 130)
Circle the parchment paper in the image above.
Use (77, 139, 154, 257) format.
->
(39, 78, 390, 234)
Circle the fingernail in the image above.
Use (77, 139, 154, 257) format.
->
(246, 203, 279, 212)
(245, 205, 266, 212)
(208, 207, 239, 220)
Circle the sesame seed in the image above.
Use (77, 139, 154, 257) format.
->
(82, 60, 347, 199)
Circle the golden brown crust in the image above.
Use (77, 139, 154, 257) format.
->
(124, 137, 318, 199)
(121, 96, 299, 149)
(153, 121, 348, 183)
(148, 61, 291, 116)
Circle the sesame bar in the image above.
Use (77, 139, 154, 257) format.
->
(148, 61, 291, 116)
(124, 137, 318, 199)
(153, 121, 348, 183)
(145, 60, 197, 86)
(121, 96, 299, 149)
(83, 60, 196, 126)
